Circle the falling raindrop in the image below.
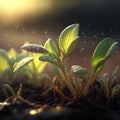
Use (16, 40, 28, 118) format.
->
(23, 28, 25, 31)
(84, 35, 87, 38)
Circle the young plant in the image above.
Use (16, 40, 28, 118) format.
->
(98, 66, 120, 100)
(25, 52, 48, 84)
(22, 24, 79, 96)
(3, 83, 22, 101)
(0, 48, 34, 82)
(22, 24, 118, 98)
(71, 38, 118, 95)
(84, 38, 118, 95)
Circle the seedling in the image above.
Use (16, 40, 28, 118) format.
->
(98, 66, 120, 101)
(0, 48, 34, 82)
(22, 24, 118, 98)
(22, 24, 79, 96)
(3, 83, 22, 101)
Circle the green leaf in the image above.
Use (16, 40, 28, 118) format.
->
(13, 57, 34, 72)
(0, 56, 8, 73)
(39, 55, 55, 64)
(3, 84, 16, 98)
(71, 65, 88, 75)
(92, 38, 118, 76)
(112, 84, 120, 97)
(0, 49, 10, 65)
(44, 38, 58, 56)
(8, 48, 17, 58)
(59, 24, 79, 56)
(21, 44, 48, 53)
(28, 53, 47, 74)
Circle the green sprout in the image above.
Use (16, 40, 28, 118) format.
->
(83, 38, 118, 95)
(22, 24, 118, 98)
(3, 83, 22, 101)
(0, 48, 34, 82)
(98, 66, 120, 101)
(22, 24, 79, 96)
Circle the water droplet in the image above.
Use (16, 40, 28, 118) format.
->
(84, 35, 86, 38)
(82, 32, 85, 35)
(93, 35, 96, 38)
(116, 50, 119, 54)
(84, 57, 87, 60)
(84, 41, 86, 44)
(92, 42, 95, 45)
(23, 28, 25, 31)
(45, 31, 47, 35)
(101, 32, 104, 36)
(110, 29, 112, 32)
(16, 25, 19, 28)
(32, 31, 35, 34)
(8, 44, 11, 47)
(88, 25, 91, 28)
(81, 48, 84, 52)
(5, 34, 8, 36)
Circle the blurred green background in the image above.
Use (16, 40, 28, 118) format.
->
(0, 0, 120, 73)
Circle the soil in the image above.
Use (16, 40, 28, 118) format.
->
(0, 82, 120, 120)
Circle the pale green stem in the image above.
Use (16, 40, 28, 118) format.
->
(60, 65, 76, 96)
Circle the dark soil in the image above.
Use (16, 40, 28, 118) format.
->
(0, 82, 120, 120)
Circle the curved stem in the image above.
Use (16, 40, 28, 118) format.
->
(60, 65, 76, 96)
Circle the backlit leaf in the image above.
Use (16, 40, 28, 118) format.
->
(59, 24, 79, 56)
(39, 55, 55, 64)
(13, 57, 34, 72)
(71, 65, 88, 75)
(92, 38, 118, 76)
(21, 44, 47, 53)
(44, 38, 58, 56)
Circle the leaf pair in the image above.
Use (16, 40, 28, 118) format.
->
(91, 38, 118, 77)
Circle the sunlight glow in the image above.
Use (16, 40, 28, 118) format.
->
(0, 0, 52, 24)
